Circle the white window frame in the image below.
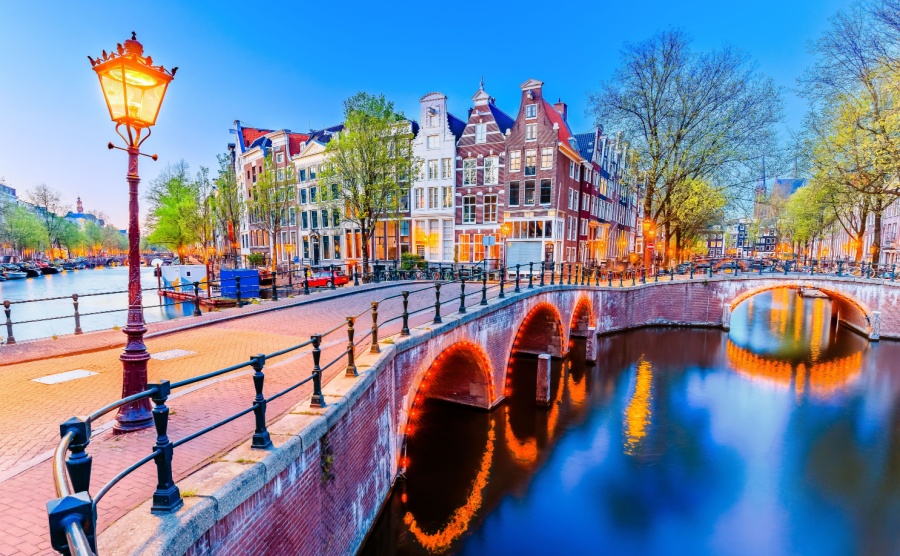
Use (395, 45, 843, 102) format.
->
(509, 150, 521, 172)
(427, 159, 438, 180)
(525, 123, 537, 141)
(475, 123, 487, 144)
(541, 148, 553, 169)
(463, 159, 477, 186)
(525, 104, 537, 119)
(484, 156, 499, 185)
(426, 135, 439, 150)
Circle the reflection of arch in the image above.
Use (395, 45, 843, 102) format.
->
(403, 419, 496, 552)
(569, 296, 594, 340)
(728, 283, 871, 330)
(725, 340, 862, 397)
(512, 302, 566, 358)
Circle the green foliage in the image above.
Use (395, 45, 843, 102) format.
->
(0, 203, 48, 254)
(247, 252, 266, 267)
(400, 252, 426, 270)
(213, 153, 244, 262)
(247, 154, 294, 271)
(319, 92, 421, 273)
(668, 179, 727, 258)
(146, 162, 202, 263)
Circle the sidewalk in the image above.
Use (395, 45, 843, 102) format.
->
(0, 280, 490, 555)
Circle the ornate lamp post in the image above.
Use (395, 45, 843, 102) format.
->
(89, 33, 176, 433)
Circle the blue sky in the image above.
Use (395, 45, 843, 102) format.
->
(0, 0, 851, 227)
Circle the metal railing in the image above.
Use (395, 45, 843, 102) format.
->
(44, 258, 899, 554)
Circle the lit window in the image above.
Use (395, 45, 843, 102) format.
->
(526, 104, 537, 119)
(484, 157, 498, 185)
(463, 159, 477, 185)
(475, 123, 486, 144)
(525, 123, 537, 141)
(541, 148, 553, 169)
(459, 233, 471, 261)
(414, 188, 424, 209)
(509, 150, 521, 172)
(525, 150, 536, 176)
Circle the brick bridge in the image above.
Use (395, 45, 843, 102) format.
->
(102, 275, 899, 556)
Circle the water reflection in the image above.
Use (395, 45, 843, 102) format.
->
(363, 288, 900, 555)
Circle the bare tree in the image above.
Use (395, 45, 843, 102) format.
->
(589, 30, 783, 263)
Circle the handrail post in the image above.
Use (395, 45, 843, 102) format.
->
(528, 262, 534, 289)
(608, 271, 612, 287)
(235, 276, 243, 308)
(330, 265, 336, 290)
(271, 270, 278, 301)
(514, 265, 521, 293)
(433, 283, 443, 323)
(61, 417, 93, 495)
(838, 260, 843, 276)
(671, 267, 675, 281)
(346, 317, 358, 377)
(689, 264, 695, 280)
(892, 264, 896, 282)
(370, 301, 380, 354)
(619, 271, 624, 287)
(540, 261, 546, 287)
(401, 291, 411, 335)
(459, 277, 467, 313)
(354, 265, 360, 287)
(481, 272, 488, 305)
(550, 263, 556, 286)
(499, 267, 506, 298)
(149, 380, 183, 513)
(193, 281, 202, 316)
(708, 264, 713, 278)
(632, 270, 636, 286)
(4, 300, 14, 345)
(641, 268, 646, 284)
(303, 267, 310, 295)
(310, 335, 327, 408)
(654, 267, 659, 283)
(73, 294, 83, 335)
(250, 354, 273, 449)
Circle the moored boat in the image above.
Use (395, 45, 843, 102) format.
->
(4, 271, 27, 280)
(40, 265, 60, 275)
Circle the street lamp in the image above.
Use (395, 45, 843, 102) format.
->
(90, 33, 176, 433)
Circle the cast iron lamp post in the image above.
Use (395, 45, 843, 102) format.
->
(89, 33, 176, 433)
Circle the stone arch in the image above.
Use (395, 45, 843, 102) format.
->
(726, 282, 874, 337)
(568, 295, 594, 340)
(510, 301, 566, 359)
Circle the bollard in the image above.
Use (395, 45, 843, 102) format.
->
(272, 271, 278, 301)
(370, 301, 380, 354)
(528, 262, 534, 289)
(73, 294, 83, 335)
(641, 268, 646, 284)
(608, 271, 613, 287)
(690, 264, 694, 280)
(540, 261, 546, 287)
(784, 261, 788, 275)
(632, 270, 636, 286)
(515, 265, 521, 293)
(354, 265, 360, 287)
(288, 265, 293, 293)
(250, 354, 273, 449)
(708, 264, 712, 279)
(346, 317, 358, 377)
(434, 283, 443, 323)
(499, 267, 506, 299)
(149, 380, 183, 512)
(192, 281, 202, 316)
(654, 268, 659, 283)
(459, 277, 467, 313)
(892, 264, 896, 282)
(401, 291, 411, 335)
(619, 271, 624, 287)
(330, 265, 336, 290)
(481, 272, 488, 305)
(235, 276, 243, 308)
(4, 300, 15, 345)
(304, 267, 310, 295)
(310, 335, 327, 408)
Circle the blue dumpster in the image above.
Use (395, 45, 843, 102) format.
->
(220, 269, 260, 299)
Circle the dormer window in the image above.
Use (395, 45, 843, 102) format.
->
(525, 124, 537, 141)
(475, 123, 486, 144)
(526, 104, 537, 119)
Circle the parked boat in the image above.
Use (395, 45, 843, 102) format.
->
(21, 264, 41, 278)
(40, 265, 60, 275)
(4, 271, 27, 280)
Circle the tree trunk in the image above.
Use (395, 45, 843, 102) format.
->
(361, 224, 370, 279)
(873, 210, 883, 268)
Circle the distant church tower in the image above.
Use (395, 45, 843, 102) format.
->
(76, 196, 83, 213)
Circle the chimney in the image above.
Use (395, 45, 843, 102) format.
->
(553, 99, 568, 122)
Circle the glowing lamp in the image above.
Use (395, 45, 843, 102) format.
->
(89, 33, 176, 130)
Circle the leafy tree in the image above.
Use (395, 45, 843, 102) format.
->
(667, 179, 727, 260)
(57, 219, 85, 256)
(318, 92, 420, 275)
(83, 220, 104, 255)
(246, 153, 294, 272)
(146, 163, 201, 263)
(0, 204, 48, 257)
(213, 153, 244, 267)
(102, 225, 127, 253)
(26, 184, 70, 248)
(589, 30, 783, 263)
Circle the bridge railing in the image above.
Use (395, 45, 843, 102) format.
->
(45, 258, 898, 554)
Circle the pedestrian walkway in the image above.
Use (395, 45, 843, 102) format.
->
(0, 279, 498, 555)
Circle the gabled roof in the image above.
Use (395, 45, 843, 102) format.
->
(544, 101, 575, 146)
(304, 124, 345, 149)
(574, 132, 596, 161)
(287, 133, 310, 157)
(233, 121, 273, 153)
(489, 103, 515, 135)
(447, 113, 466, 140)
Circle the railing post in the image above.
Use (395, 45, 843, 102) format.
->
(528, 262, 534, 289)
(193, 281, 202, 316)
(370, 301, 380, 354)
(499, 267, 506, 298)
(401, 291, 411, 335)
(61, 417, 92, 495)
(608, 271, 612, 287)
(838, 260, 843, 276)
(310, 335, 327, 408)
(250, 354, 273, 449)
(72, 294, 83, 335)
(689, 264, 695, 280)
(550, 263, 556, 286)
(235, 276, 243, 308)
(149, 380, 183, 513)
(459, 277, 467, 313)
(433, 283, 443, 323)
(619, 271, 624, 287)
(708, 264, 712, 278)
(303, 267, 310, 295)
(330, 265, 336, 290)
(892, 264, 896, 282)
(514, 265, 521, 293)
(3, 300, 14, 345)
(654, 267, 659, 283)
(565, 263, 571, 285)
(540, 261, 546, 287)
(641, 268, 646, 284)
(271, 270, 279, 301)
(346, 317, 358, 377)
(354, 265, 360, 287)
(632, 270, 636, 286)
(481, 271, 488, 305)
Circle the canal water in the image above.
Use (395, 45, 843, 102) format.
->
(362, 288, 900, 555)
(0, 266, 196, 342)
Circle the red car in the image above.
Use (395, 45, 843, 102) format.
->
(306, 270, 349, 288)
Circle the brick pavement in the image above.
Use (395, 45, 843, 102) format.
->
(0, 279, 500, 555)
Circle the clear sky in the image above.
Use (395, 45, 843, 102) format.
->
(0, 0, 852, 228)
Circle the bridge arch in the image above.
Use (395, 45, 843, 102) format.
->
(726, 282, 873, 337)
(509, 301, 566, 359)
(568, 295, 594, 340)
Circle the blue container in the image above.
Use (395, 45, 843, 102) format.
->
(220, 269, 260, 299)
